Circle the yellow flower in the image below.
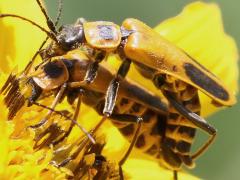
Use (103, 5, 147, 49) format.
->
(0, 0, 47, 73)
(0, 97, 68, 179)
(0, 1, 238, 180)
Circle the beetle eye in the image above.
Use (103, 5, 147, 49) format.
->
(57, 24, 84, 51)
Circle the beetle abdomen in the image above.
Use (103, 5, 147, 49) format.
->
(160, 77, 200, 170)
(112, 99, 167, 153)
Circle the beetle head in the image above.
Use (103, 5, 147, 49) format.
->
(40, 24, 85, 59)
(57, 24, 85, 51)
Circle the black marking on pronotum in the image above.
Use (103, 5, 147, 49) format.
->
(44, 61, 64, 78)
(184, 63, 229, 101)
(95, 52, 106, 61)
(97, 25, 114, 40)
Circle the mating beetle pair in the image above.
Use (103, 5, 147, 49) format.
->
(0, 0, 236, 179)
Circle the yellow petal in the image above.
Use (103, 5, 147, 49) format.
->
(0, 1, 66, 178)
(0, 96, 66, 179)
(123, 158, 198, 180)
(0, 0, 47, 73)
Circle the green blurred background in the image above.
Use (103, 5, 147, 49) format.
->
(45, 0, 240, 179)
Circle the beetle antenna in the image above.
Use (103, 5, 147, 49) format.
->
(24, 40, 47, 74)
(0, 14, 58, 43)
(55, 0, 63, 27)
(23, 0, 63, 75)
(35, 0, 58, 34)
(32, 101, 96, 144)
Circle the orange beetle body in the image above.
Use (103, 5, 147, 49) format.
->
(72, 18, 236, 170)
(80, 18, 235, 106)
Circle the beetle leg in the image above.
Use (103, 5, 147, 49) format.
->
(103, 59, 131, 116)
(24, 40, 48, 74)
(84, 51, 107, 84)
(55, 117, 107, 167)
(84, 61, 100, 83)
(55, 115, 108, 167)
(52, 89, 84, 146)
(34, 123, 64, 149)
(35, 0, 57, 34)
(163, 91, 217, 159)
(109, 113, 143, 180)
(163, 91, 216, 135)
(173, 170, 178, 180)
(53, 136, 91, 167)
(25, 0, 63, 73)
(191, 132, 216, 160)
(31, 99, 95, 144)
(29, 83, 67, 129)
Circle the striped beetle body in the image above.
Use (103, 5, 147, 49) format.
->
(0, 50, 218, 175)
(1, 50, 172, 177)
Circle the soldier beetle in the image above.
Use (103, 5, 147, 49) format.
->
(0, 0, 236, 179)
(1, 50, 168, 179)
